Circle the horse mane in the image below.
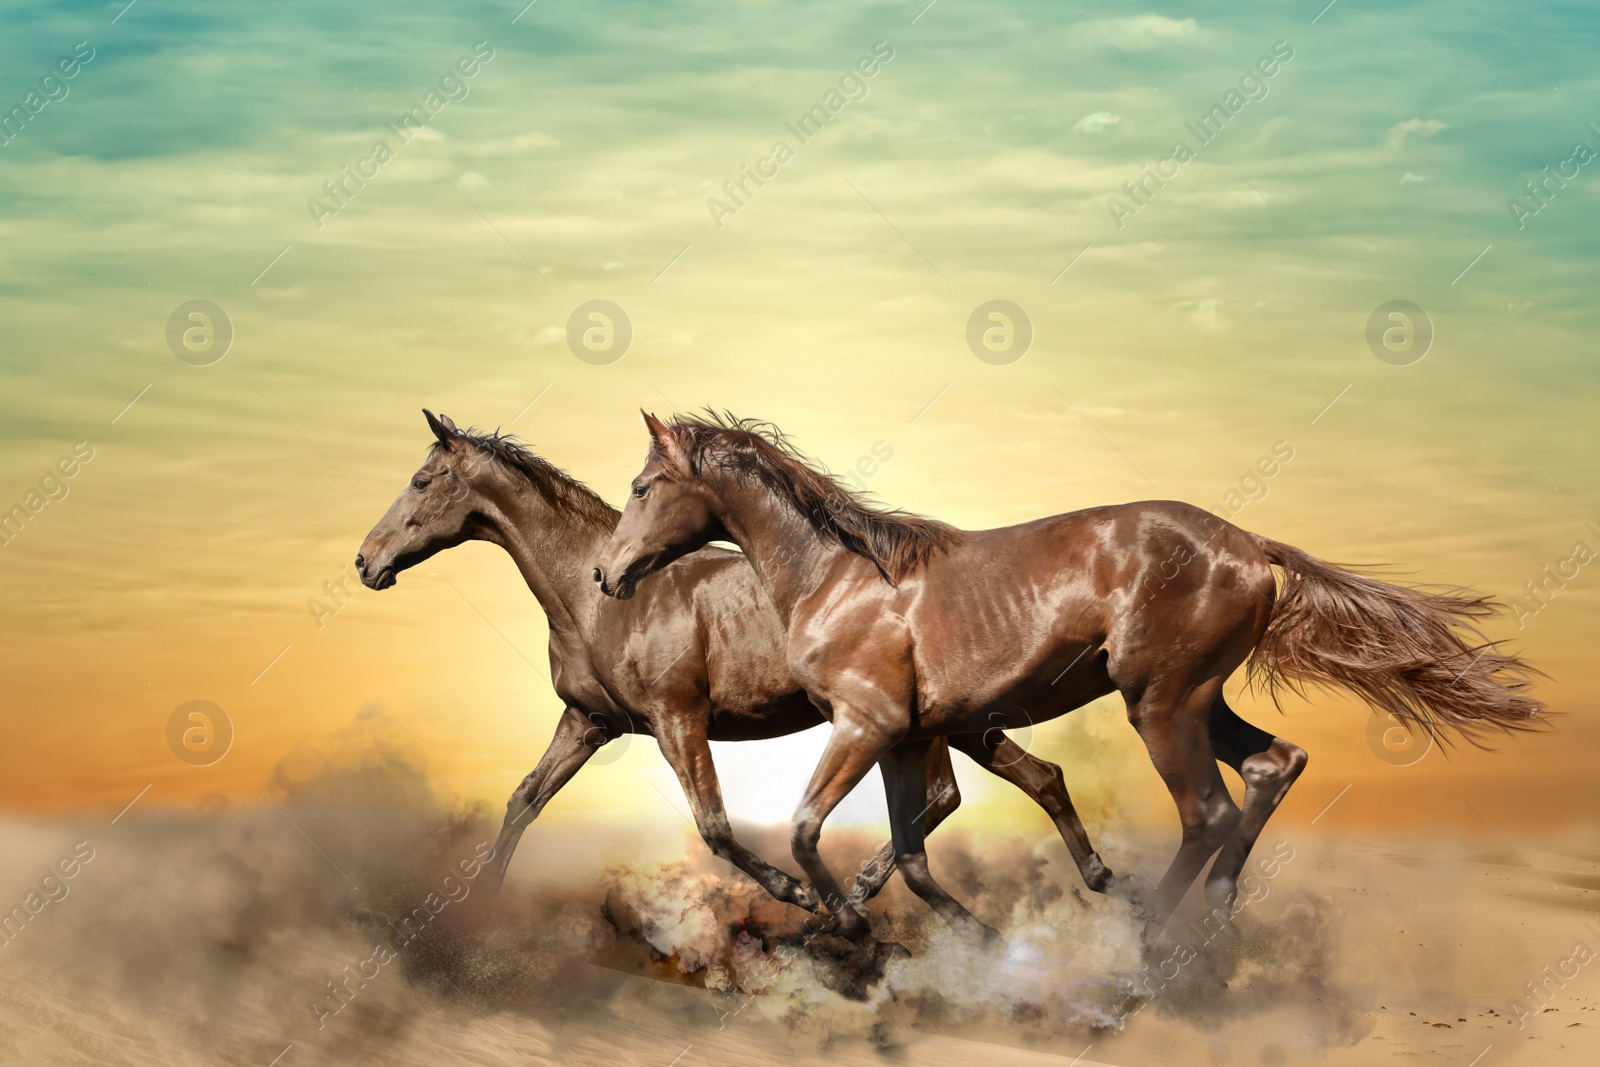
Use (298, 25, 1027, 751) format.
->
(665, 412, 960, 583)
(435, 427, 620, 530)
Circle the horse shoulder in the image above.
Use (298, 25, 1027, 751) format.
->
(786, 578, 914, 707)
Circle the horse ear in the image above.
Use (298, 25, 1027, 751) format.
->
(423, 409, 457, 448)
(641, 410, 687, 471)
(641, 409, 670, 441)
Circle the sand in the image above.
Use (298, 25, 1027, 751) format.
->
(3, 791, 1598, 1067)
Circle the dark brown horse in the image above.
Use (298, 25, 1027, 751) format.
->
(595, 412, 1544, 941)
(356, 411, 1121, 910)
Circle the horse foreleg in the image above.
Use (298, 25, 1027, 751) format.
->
(654, 718, 820, 912)
(1203, 696, 1307, 907)
(949, 730, 1121, 894)
(850, 736, 960, 904)
(790, 714, 896, 942)
(880, 740, 998, 941)
(482, 706, 598, 895)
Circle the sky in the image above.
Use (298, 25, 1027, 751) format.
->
(1, 0, 1598, 847)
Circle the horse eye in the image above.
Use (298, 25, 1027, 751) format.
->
(412, 477, 431, 491)
(632, 483, 647, 499)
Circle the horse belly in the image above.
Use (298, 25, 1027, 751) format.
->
(910, 640, 1113, 739)
(706, 694, 823, 741)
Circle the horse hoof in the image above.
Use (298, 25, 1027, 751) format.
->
(1106, 874, 1142, 905)
(874, 939, 913, 962)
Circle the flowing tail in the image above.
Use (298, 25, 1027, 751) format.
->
(1247, 536, 1545, 744)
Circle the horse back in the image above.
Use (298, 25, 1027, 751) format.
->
(899, 501, 1273, 723)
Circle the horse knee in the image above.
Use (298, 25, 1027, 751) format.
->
(698, 820, 740, 861)
(1034, 763, 1070, 814)
(791, 815, 823, 861)
(504, 779, 537, 816)
(927, 780, 960, 824)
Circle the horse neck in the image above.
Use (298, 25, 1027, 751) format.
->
(707, 470, 842, 622)
(476, 470, 615, 637)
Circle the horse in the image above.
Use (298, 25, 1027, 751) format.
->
(594, 411, 1545, 942)
(356, 410, 1124, 911)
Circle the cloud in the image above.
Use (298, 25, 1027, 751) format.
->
(1171, 297, 1228, 332)
(1073, 111, 1122, 135)
(1386, 118, 1447, 149)
(522, 325, 565, 347)
(513, 131, 560, 148)
(457, 170, 489, 188)
(1112, 15, 1201, 45)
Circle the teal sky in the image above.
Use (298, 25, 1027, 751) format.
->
(2, 0, 1598, 834)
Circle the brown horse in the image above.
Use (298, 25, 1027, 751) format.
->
(595, 412, 1544, 941)
(356, 410, 1122, 910)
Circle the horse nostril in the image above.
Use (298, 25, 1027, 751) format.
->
(592, 568, 602, 583)
(355, 554, 367, 574)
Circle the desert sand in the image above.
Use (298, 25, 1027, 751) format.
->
(3, 769, 1598, 1067)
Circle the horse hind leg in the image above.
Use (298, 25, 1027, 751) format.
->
(948, 730, 1120, 895)
(1126, 679, 1242, 936)
(1203, 695, 1307, 908)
